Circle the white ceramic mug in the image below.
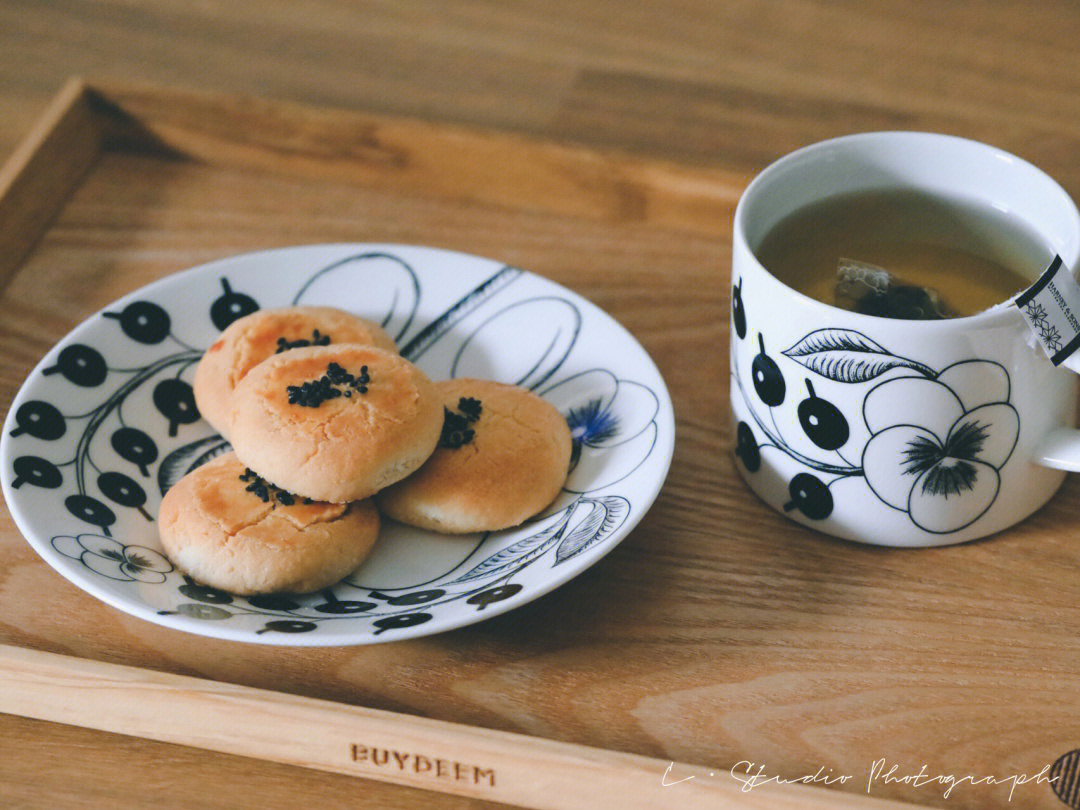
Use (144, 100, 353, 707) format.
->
(730, 132, 1080, 546)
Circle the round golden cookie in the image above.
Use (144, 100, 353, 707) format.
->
(376, 379, 572, 533)
(193, 306, 396, 438)
(227, 344, 443, 502)
(158, 452, 379, 595)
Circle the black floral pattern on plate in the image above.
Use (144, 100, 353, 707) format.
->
(5, 250, 668, 641)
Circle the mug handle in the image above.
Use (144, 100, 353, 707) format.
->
(1035, 427, 1080, 471)
(1034, 354, 1080, 471)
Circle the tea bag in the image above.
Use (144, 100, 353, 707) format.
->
(835, 258, 958, 320)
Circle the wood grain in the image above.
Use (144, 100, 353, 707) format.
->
(3, 1, 1080, 192)
(1, 643, 932, 810)
(7, 0, 1080, 794)
(1, 80, 1078, 810)
(0, 77, 103, 290)
(86, 79, 744, 237)
(0, 713, 516, 810)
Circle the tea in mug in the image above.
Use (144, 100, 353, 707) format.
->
(755, 189, 1047, 319)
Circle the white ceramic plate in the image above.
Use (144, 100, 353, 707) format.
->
(1, 245, 674, 645)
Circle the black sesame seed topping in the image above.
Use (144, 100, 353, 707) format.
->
(275, 329, 331, 354)
(458, 397, 482, 423)
(439, 397, 483, 449)
(286, 362, 370, 407)
(238, 468, 305, 506)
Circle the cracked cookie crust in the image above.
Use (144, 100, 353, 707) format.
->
(158, 452, 379, 595)
(376, 379, 572, 533)
(193, 305, 396, 438)
(227, 344, 442, 502)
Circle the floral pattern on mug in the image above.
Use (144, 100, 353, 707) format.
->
(732, 318, 1024, 536)
(860, 361, 1019, 534)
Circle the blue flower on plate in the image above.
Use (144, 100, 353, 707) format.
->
(543, 369, 659, 493)
(52, 533, 174, 583)
(566, 397, 620, 448)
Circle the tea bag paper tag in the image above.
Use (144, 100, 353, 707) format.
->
(1015, 255, 1080, 366)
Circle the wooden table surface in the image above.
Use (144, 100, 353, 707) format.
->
(4, 3, 1080, 809)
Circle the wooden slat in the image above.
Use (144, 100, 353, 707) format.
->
(0, 643, 928, 810)
(87, 79, 744, 237)
(0, 77, 103, 290)
(0, 713, 515, 810)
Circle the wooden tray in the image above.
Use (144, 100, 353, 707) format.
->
(1, 78, 1078, 810)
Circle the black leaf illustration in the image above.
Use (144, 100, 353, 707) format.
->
(450, 296, 581, 391)
(292, 252, 421, 343)
(554, 496, 630, 565)
(157, 435, 231, 496)
(782, 328, 934, 383)
(1052, 749, 1080, 809)
(449, 507, 573, 583)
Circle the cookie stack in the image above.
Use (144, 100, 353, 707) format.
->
(158, 306, 571, 595)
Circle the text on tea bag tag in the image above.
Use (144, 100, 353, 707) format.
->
(1015, 256, 1080, 365)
